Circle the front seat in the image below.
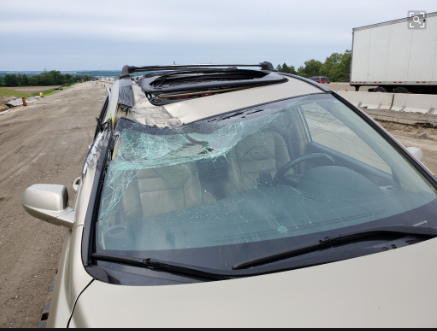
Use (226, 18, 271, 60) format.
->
(118, 163, 208, 223)
(224, 130, 291, 193)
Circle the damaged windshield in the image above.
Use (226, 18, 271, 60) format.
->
(96, 94, 437, 271)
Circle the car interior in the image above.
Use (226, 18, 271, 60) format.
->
(99, 100, 398, 250)
(102, 107, 308, 222)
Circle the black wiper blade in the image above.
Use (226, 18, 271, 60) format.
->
(92, 225, 437, 278)
(91, 253, 231, 281)
(233, 225, 437, 270)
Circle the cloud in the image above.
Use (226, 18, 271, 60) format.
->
(0, 0, 436, 70)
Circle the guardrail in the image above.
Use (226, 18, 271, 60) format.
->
(336, 91, 437, 114)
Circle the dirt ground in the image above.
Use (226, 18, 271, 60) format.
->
(0, 86, 62, 94)
(363, 108, 437, 174)
(0, 81, 109, 328)
(0, 84, 436, 328)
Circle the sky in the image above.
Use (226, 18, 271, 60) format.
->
(1, 0, 437, 71)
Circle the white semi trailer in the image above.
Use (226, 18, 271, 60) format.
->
(350, 12, 437, 94)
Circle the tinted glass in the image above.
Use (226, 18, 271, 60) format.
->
(96, 94, 437, 269)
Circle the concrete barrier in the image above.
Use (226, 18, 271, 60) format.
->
(336, 91, 394, 110)
(336, 91, 437, 114)
(391, 94, 437, 114)
(360, 92, 394, 110)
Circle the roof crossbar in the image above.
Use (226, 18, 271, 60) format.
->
(120, 61, 275, 77)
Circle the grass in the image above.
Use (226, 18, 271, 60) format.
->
(0, 86, 74, 99)
(0, 82, 82, 102)
(30, 89, 58, 97)
(28, 82, 80, 96)
(0, 88, 30, 99)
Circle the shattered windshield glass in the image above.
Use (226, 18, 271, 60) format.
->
(96, 94, 437, 270)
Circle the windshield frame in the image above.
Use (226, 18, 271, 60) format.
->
(81, 90, 437, 282)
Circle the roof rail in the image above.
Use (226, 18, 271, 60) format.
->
(120, 61, 275, 77)
(279, 73, 331, 92)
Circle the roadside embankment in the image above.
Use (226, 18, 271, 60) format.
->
(0, 84, 82, 113)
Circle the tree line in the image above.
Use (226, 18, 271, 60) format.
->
(0, 70, 95, 87)
(276, 50, 351, 82)
(0, 52, 352, 87)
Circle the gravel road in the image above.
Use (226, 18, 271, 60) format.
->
(0, 82, 435, 328)
(0, 82, 108, 328)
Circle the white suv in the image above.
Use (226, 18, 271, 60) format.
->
(23, 62, 437, 327)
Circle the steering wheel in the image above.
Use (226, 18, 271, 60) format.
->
(273, 153, 336, 187)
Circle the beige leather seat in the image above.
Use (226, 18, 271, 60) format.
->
(117, 163, 210, 223)
(224, 130, 291, 193)
(222, 108, 311, 194)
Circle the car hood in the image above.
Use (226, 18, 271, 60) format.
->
(70, 237, 437, 327)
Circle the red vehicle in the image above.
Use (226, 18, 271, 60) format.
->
(309, 76, 330, 84)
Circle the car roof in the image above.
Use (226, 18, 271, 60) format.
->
(164, 75, 322, 124)
(112, 63, 327, 127)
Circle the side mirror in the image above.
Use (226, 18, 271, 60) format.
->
(22, 184, 75, 229)
(406, 147, 425, 164)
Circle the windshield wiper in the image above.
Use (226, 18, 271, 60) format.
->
(92, 226, 437, 279)
(91, 253, 232, 281)
(233, 225, 437, 270)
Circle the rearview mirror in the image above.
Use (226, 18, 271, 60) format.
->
(406, 147, 425, 164)
(22, 184, 75, 228)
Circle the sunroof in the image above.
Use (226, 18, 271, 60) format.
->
(140, 69, 287, 106)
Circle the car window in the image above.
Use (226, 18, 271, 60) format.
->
(301, 102, 392, 173)
(321, 77, 329, 81)
(95, 94, 437, 270)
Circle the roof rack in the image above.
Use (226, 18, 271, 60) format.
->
(117, 61, 282, 108)
(120, 61, 275, 78)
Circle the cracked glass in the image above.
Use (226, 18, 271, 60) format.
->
(95, 94, 437, 270)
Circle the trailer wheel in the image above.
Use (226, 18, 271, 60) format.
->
(393, 87, 409, 94)
(373, 86, 387, 92)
